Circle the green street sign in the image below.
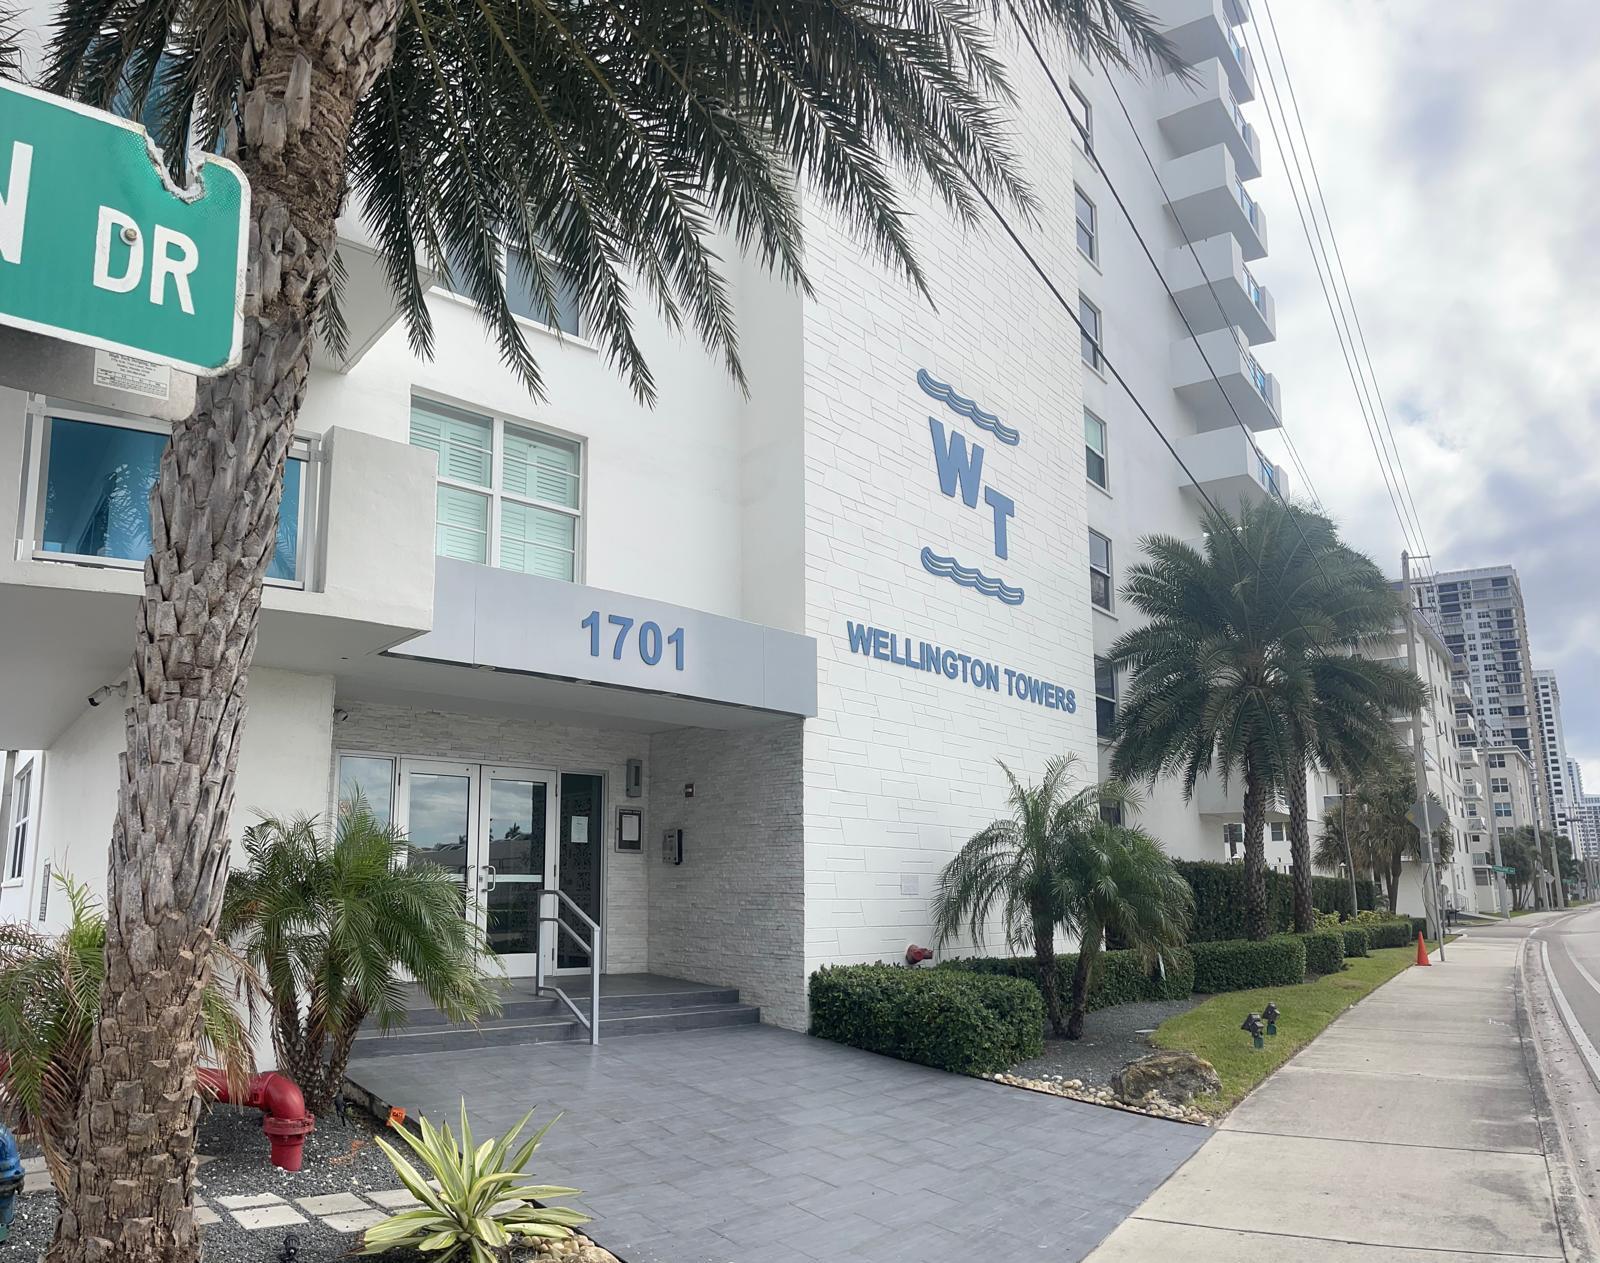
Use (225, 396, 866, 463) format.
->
(0, 79, 249, 376)
(1491, 865, 1516, 875)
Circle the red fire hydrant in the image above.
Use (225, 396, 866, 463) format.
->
(197, 1070, 316, 1172)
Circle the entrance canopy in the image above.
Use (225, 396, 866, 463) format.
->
(340, 559, 817, 733)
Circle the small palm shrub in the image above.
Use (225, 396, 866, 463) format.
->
(0, 875, 255, 1191)
(360, 1103, 588, 1263)
(222, 802, 503, 1114)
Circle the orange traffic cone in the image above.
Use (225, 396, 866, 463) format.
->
(1415, 932, 1431, 967)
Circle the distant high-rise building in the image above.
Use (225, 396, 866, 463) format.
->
(1572, 760, 1600, 860)
(1412, 566, 1552, 829)
(1533, 670, 1574, 843)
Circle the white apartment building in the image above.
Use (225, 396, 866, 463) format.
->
(1069, 0, 1327, 872)
(0, 0, 1338, 1036)
(1414, 566, 1552, 830)
(1534, 670, 1575, 844)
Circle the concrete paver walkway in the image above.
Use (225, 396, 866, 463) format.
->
(349, 1023, 1208, 1263)
(1087, 936, 1569, 1261)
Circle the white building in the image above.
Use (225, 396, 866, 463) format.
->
(1571, 760, 1600, 861)
(1534, 669, 1575, 844)
(0, 0, 1348, 1036)
(1068, 0, 1326, 874)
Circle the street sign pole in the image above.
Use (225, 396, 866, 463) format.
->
(1403, 551, 1445, 960)
(1486, 783, 1511, 920)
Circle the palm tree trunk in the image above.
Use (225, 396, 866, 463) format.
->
(1287, 750, 1314, 933)
(1034, 918, 1065, 1037)
(1243, 755, 1270, 940)
(1385, 856, 1401, 914)
(1064, 930, 1099, 1040)
(49, 8, 402, 1261)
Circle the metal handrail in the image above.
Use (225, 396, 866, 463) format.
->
(532, 888, 603, 1045)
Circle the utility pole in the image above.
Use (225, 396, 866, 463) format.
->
(1402, 551, 1445, 958)
(1485, 780, 1511, 921)
(1530, 779, 1562, 910)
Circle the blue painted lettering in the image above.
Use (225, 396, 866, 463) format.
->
(928, 417, 985, 509)
(847, 621, 873, 654)
(983, 487, 1016, 559)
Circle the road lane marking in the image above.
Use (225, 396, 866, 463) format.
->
(1540, 941, 1600, 1085)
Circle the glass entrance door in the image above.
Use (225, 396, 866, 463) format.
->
(397, 760, 559, 977)
(478, 766, 558, 977)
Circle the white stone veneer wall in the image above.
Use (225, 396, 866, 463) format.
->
(796, 45, 1098, 978)
(646, 720, 805, 1030)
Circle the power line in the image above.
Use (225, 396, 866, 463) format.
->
(1254, 0, 1433, 564)
(1235, 13, 1429, 561)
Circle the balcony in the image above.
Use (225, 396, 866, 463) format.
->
(1172, 327, 1282, 432)
(1166, 234, 1275, 344)
(1163, 144, 1268, 259)
(1156, 59, 1261, 179)
(0, 405, 437, 747)
(1156, 0, 1256, 101)
(1177, 426, 1286, 508)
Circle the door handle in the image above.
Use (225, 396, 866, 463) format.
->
(483, 864, 496, 891)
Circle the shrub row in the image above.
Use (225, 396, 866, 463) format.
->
(1174, 861, 1377, 941)
(1190, 935, 1307, 993)
(1353, 913, 1419, 949)
(937, 946, 1196, 1012)
(808, 965, 1043, 1074)
(1340, 926, 1370, 958)
(1299, 928, 1345, 976)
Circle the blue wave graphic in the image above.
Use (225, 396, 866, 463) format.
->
(920, 548, 1025, 606)
(916, 369, 1020, 446)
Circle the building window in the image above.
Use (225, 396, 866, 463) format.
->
(36, 414, 307, 584)
(1084, 410, 1108, 489)
(1269, 822, 1287, 843)
(1079, 294, 1103, 371)
(410, 399, 582, 580)
(1494, 802, 1513, 819)
(1075, 187, 1097, 261)
(1491, 777, 1510, 794)
(1095, 657, 1117, 739)
(440, 243, 582, 338)
(1089, 529, 1113, 610)
(1069, 85, 1092, 150)
(338, 754, 397, 826)
(6, 762, 31, 882)
(1100, 800, 1123, 827)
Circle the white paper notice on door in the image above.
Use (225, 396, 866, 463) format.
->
(572, 817, 589, 846)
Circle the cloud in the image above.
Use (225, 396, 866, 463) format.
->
(1242, 0, 1600, 777)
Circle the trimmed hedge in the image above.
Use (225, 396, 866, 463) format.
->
(1190, 935, 1307, 993)
(1300, 929, 1345, 975)
(1175, 861, 1378, 942)
(808, 965, 1043, 1074)
(1357, 916, 1418, 949)
(937, 946, 1195, 1012)
(1341, 926, 1371, 958)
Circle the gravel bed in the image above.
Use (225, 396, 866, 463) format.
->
(1008, 996, 1202, 1086)
(7, 1102, 401, 1263)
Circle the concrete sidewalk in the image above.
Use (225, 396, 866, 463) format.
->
(1086, 936, 1571, 1261)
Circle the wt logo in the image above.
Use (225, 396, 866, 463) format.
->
(917, 369, 1024, 606)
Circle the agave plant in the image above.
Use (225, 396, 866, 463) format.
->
(0, 875, 257, 1192)
(361, 1103, 588, 1263)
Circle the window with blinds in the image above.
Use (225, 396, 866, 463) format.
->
(410, 400, 582, 581)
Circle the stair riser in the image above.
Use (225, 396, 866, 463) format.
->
(353, 1005, 760, 1058)
(376, 988, 743, 1029)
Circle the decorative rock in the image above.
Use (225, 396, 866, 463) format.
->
(987, 1071, 1211, 1126)
(1111, 1050, 1222, 1106)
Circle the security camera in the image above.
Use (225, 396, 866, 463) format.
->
(87, 682, 126, 708)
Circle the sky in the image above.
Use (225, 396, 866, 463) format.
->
(1240, 0, 1600, 781)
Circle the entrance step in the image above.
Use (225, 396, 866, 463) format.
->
(352, 988, 760, 1059)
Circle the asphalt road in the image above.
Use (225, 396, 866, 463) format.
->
(1472, 904, 1600, 1058)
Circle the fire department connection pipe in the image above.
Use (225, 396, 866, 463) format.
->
(197, 1070, 316, 1172)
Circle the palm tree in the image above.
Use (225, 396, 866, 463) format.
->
(0, 876, 256, 1197)
(1264, 508, 1424, 932)
(1109, 502, 1303, 940)
(1314, 745, 1449, 913)
(932, 757, 1191, 1039)
(221, 801, 502, 1114)
(38, 0, 1182, 1256)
